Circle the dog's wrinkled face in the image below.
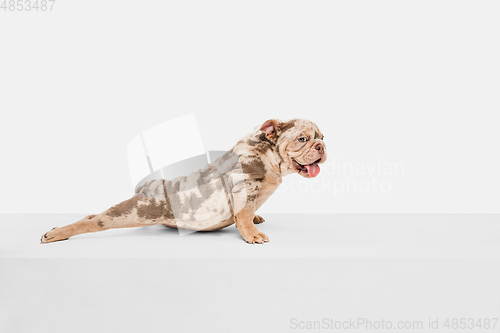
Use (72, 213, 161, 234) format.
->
(260, 119, 327, 178)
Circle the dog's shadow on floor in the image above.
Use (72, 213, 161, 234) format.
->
(80, 224, 240, 241)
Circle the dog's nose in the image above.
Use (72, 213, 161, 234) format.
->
(314, 142, 324, 154)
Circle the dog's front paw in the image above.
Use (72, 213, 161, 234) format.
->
(40, 227, 68, 244)
(240, 229, 269, 244)
(253, 215, 265, 224)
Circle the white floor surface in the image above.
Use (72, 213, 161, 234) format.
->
(1, 214, 500, 333)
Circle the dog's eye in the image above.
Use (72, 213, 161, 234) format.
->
(298, 137, 308, 142)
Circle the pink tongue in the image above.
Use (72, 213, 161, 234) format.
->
(304, 163, 320, 177)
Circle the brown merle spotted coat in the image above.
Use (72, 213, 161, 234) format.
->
(40, 118, 327, 244)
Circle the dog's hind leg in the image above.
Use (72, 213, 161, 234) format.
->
(40, 195, 175, 244)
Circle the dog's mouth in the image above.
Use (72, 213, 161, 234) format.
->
(292, 158, 322, 177)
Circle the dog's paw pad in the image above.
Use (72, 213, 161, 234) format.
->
(40, 227, 67, 244)
(253, 215, 265, 224)
(40, 227, 56, 244)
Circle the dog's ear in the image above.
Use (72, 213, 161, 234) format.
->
(260, 119, 282, 140)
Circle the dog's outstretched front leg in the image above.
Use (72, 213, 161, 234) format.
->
(232, 180, 269, 244)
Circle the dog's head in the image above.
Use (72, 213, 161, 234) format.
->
(259, 119, 327, 178)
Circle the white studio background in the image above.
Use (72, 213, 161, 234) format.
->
(0, 0, 499, 215)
